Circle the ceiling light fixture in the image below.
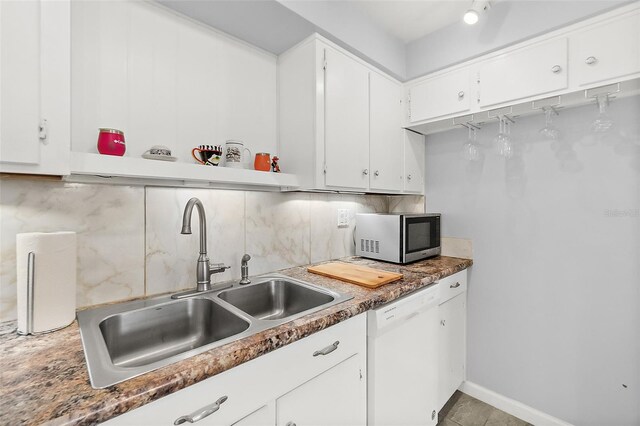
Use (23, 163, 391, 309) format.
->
(464, 0, 491, 25)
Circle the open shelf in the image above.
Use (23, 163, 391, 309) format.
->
(68, 152, 299, 190)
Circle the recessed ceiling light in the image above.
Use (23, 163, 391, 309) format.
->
(464, 0, 491, 25)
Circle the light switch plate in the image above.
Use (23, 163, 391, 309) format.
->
(337, 209, 350, 227)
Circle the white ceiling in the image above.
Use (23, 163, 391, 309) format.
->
(350, 0, 472, 43)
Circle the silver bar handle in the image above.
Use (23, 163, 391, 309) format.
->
(26, 252, 35, 335)
(313, 341, 339, 357)
(450, 282, 461, 289)
(174, 396, 228, 425)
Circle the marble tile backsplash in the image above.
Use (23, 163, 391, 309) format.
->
(0, 178, 423, 321)
(0, 179, 145, 321)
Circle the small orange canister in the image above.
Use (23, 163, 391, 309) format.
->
(254, 153, 271, 171)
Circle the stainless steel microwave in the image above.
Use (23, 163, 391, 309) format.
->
(355, 213, 441, 264)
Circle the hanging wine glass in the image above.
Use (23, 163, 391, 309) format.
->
(591, 94, 614, 133)
(495, 117, 513, 159)
(462, 126, 482, 162)
(539, 108, 560, 140)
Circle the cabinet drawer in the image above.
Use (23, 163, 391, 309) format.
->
(438, 270, 467, 304)
(478, 38, 568, 108)
(409, 67, 473, 122)
(570, 11, 640, 87)
(104, 314, 366, 425)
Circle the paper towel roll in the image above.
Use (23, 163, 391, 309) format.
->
(16, 232, 77, 334)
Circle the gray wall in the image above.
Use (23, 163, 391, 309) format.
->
(406, 0, 631, 79)
(278, 0, 406, 79)
(424, 95, 639, 425)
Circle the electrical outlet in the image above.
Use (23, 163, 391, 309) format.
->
(337, 209, 350, 227)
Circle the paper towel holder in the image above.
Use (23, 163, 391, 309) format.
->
(17, 252, 36, 336)
(17, 251, 72, 336)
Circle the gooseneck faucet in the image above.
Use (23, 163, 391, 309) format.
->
(180, 197, 230, 293)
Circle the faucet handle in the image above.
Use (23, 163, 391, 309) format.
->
(209, 263, 230, 274)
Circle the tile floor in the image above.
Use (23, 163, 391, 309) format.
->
(437, 391, 532, 426)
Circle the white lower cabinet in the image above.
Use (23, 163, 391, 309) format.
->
(103, 314, 366, 426)
(277, 355, 366, 426)
(232, 402, 276, 426)
(437, 271, 468, 411)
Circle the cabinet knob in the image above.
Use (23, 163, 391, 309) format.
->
(551, 65, 562, 73)
(458, 91, 465, 99)
(363, 169, 369, 176)
(585, 56, 598, 65)
(374, 170, 380, 177)
(286, 423, 297, 426)
(407, 174, 412, 181)
(440, 320, 446, 326)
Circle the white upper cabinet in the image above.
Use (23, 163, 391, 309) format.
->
(570, 10, 640, 87)
(369, 72, 403, 192)
(409, 67, 474, 123)
(403, 130, 425, 194)
(324, 46, 370, 190)
(478, 38, 568, 108)
(0, 0, 70, 175)
(278, 35, 419, 194)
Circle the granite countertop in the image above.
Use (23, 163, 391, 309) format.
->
(0, 256, 472, 426)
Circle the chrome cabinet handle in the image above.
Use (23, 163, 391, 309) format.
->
(450, 282, 461, 288)
(363, 169, 369, 176)
(374, 170, 380, 177)
(407, 174, 412, 180)
(174, 396, 228, 424)
(585, 56, 598, 65)
(551, 65, 562, 73)
(286, 422, 297, 426)
(313, 340, 339, 356)
(440, 320, 446, 326)
(458, 91, 465, 99)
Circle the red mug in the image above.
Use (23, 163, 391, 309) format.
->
(97, 128, 126, 156)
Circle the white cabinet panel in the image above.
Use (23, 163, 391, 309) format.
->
(409, 67, 473, 122)
(277, 354, 366, 426)
(232, 402, 275, 426)
(1, 0, 70, 175)
(0, 0, 41, 165)
(324, 46, 370, 190)
(570, 11, 640, 87)
(478, 38, 568, 108)
(71, 0, 276, 163)
(403, 130, 425, 194)
(369, 72, 403, 192)
(438, 292, 466, 410)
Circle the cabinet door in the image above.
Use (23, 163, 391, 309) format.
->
(369, 72, 403, 192)
(0, 0, 41, 164)
(478, 38, 568, 108)
(324, 46, 370, 190)
(277, 354, 366, 426)
(409, 67, 473, 122)
(438, 293, 466, 410)
(403, 130, 425, 194)
(570, 11, 640, 87)
(232, 402, 275, 426)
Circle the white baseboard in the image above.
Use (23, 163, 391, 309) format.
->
(459, 381, 574, 426)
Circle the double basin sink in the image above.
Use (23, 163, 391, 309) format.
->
(77, 275, 352, 388)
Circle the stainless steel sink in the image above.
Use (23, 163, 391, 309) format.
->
(218, 279, 335, 320)
(77, 275, 352, 388)
(99, 298, 250, 368)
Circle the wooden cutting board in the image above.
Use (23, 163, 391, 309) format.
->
(307, 262, 403, 288)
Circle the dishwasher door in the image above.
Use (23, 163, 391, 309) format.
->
(368, 284, 440, 426)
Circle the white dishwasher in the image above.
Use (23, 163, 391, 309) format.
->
(368, 283, 440, 426)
